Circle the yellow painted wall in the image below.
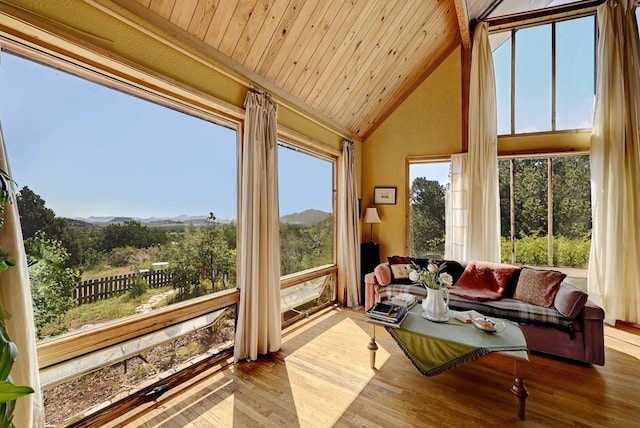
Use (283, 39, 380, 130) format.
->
(362, 47, 463, 260)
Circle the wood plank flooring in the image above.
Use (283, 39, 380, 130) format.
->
(111, 306, 640, 427)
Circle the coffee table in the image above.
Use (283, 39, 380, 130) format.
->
(367, 306, 529, 420)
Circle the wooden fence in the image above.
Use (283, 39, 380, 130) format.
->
(73, 270, 172, 305)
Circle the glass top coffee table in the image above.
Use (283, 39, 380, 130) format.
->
(367, 304, 530, 420)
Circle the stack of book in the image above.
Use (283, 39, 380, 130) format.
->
(366, 302, 411, 327)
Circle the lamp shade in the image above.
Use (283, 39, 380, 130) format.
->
(364, 207, 381, 224)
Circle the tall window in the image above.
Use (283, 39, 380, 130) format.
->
(408, 162, 450, 259)
(278, 143, 335, 321)
(491, 15, 595, 134)
(1, 51, 239, 425)
(498, 155, 591, 270)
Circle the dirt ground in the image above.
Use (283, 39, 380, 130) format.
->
(43, 320, 234, 427)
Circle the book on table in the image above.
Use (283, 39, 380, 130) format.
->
(366, 302, 410, 326)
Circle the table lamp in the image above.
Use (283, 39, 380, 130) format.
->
(364, 207, 381, 243)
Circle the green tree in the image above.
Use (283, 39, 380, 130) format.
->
(16, 186, 62, 239)
(409, 177, 446, 258)
(97, 221, 166, 252)
(165, 223, 236, 297)
(552, 156, 591, 239)
(25, 231, 80, 339)
(15, 186, 87, 267)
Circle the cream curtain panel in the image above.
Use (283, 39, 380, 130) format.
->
(0, 124, 44, 427)
(338, 140, 361, 308)
(588, 0, 640, 325)
(445, 153, 469, 261)
(467, 21, 500, 263)
(445, 22, 500, 263)
(234, 91, 282, 362)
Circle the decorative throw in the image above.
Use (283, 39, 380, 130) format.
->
(386, 305, 528, 376)
(513, 267, 566, 308)
(450, 261, 521, 301)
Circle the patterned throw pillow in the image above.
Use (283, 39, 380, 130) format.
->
(513, 267, 566, 308)
(387, 255, 413, 284)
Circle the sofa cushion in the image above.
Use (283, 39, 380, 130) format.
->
(554, 282, 589, 318)
(514, 267, 566, 308)
(448, 295, 577, 334)
(387, 256, 413, 284)
(451, 261, 521, 301)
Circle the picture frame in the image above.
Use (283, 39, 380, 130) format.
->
(374, 186, 397, 205)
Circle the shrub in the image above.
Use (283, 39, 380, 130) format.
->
(128, 274, 148, 298)
(501, 235, 590, 268)
(108, 246, 139, 267)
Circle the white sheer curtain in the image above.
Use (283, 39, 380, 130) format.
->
(588, 0, 640, 325)
(0, 124, 44, 427)
(338, 140, 361, 308)
(445, 153, 469, 261)
(445, 22, 500, 263)
(234, 90, 282, 362)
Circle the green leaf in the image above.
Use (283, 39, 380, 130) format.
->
(0, 381, 33, 402)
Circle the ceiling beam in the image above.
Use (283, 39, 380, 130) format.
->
(453, 0, 470, 49)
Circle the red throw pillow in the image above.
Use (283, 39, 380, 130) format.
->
(513, 267, 566, 308)
(453, 261, 521, 300)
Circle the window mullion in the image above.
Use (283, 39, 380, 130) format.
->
(511, 29, 516, 135)
(551, 22, 557, 132)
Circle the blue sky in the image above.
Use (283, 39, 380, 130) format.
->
(0, 52, 332, 220)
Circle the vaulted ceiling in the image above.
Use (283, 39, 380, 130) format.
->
(116, 0, 552, 139)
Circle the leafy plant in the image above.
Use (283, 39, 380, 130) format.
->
(0, 167, 34, 427)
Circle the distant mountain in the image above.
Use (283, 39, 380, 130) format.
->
(72, 211, 328, 227)
(77, 215, 211, 224)
(280, 209, 331, 226)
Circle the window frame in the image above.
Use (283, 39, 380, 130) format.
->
(404, 155, 452, 256)
(490, 12, 597, 137)
(276, 130, 339, 325)
(0, 41, 244, 371)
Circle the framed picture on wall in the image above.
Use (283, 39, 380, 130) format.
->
(374, 186, 397, 205)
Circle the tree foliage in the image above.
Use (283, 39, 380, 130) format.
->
(96, 221, 166, 252)
(164, 222, 237, 298)
(280, 217, 333, 276)
(409, 177, 446, 258)
(24, 232, 80, 339)
(16, 186, 88, 266)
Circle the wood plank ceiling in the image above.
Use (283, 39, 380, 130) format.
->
(124, 0, 501, 139)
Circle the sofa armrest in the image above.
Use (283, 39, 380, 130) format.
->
(583, 299, 605, 320)
(364, 272, 378, 310)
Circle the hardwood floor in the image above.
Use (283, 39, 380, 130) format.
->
(110, 306, 640, 427)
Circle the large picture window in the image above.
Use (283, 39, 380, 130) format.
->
(498, 154, 591, 275)
(1, 50, 239, 425)
(491, 15, 595, 135)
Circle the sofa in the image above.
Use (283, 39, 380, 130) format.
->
(364, 258, 605, 366)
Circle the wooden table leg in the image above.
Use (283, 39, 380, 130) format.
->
(367, 323, 378, 369)
(511, 375, 528, 420)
